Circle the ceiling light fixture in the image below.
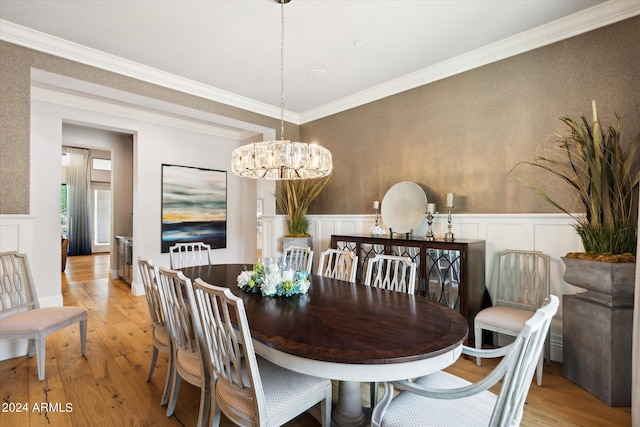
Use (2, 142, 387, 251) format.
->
(231, 0, 332, 180)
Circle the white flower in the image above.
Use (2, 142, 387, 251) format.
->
(298, 278, 310, 293)
(237, 270, 254, 287)
(260, 272, 282, 296)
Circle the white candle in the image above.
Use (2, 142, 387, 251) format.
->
(427, 203, 436, 214)
(446, 193, 455, 208)
(373, 200, 380, 210)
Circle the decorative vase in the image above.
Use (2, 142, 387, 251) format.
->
(561, 257, 636, 406)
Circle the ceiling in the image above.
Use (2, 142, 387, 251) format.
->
(1, 1, 638, 124)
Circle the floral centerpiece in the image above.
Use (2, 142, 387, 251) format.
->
(237, 260, 311, 297)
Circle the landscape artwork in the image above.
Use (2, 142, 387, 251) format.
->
(161, 164, 227, 252)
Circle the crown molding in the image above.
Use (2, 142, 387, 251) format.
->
(0, 19, 294, 123)
(298, 1, 640, 123)
(2, 1, 638, 125)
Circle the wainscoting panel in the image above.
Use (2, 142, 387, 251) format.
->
(261, 213, 583, 362)
(0, 215, 35, 361)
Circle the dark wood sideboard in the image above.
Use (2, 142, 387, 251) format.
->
(330, 234, 487, 344)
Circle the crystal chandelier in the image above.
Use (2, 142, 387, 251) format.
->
(231, 0, 332, 180)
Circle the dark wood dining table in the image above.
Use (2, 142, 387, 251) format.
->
(180, 263, 468, 427)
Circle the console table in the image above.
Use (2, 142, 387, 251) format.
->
(331, 234, 487, 343)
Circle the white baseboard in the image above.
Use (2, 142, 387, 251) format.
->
(131, 281, 145, 296)
(0, 338, 29, 361)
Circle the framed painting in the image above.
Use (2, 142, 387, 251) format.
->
(161, 164, 227, 253)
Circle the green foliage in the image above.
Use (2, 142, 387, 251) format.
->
(274, 175, 332, 237)
(514, 102, 639, 255)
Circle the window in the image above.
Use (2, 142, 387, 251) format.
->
(92, 157, 111, 171)
(61, 184, 68, 236)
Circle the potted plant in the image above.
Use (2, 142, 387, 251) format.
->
(514, 101, 639, 406)
(516, 101, 638, 255)
(515, 101, 638, 301)
(274, 175, 332, 249)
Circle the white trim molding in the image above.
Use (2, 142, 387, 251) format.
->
(2, 1, 638, 123)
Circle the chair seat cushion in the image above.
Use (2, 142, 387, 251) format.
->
(0, 307, 86, 334)
(176, 348, 202, 380)
(216, 356, 330, 424)
(153, 325, 170, 348)
(381, 372, 497, 427)
(475, 306, 534, 333)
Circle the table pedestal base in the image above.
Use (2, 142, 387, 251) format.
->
(332, 381, 367, 427)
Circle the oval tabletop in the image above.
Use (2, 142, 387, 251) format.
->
(181, 264, 468, 365)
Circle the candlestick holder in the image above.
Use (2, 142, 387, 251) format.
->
(370, 205, 385, 236)
(424, 211, 435, 241)
(444, 207, 455, 241)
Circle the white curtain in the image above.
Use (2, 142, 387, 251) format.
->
(633, 185, 639, 426)
(67, 147, 92, 255)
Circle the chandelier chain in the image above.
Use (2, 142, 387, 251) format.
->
(280, 0, 285, 141)
(230, 0, 332, 180)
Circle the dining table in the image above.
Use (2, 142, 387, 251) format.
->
(180, 263, 468, 427)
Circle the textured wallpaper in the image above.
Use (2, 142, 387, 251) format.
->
(302, 16, 640, 214)
(1, 16, 639, 215)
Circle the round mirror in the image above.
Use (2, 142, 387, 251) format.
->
(381, 182, 427, 234)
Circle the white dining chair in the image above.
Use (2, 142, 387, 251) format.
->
(0, 251, 87, 382)
(138, 256, 173, 405)
(316, 248, 358, 282)
(157, 266, 211, 427)
(371, 295, 559, 427)
(169, 242, 212, 269)
(282, 245, 313, 273)
(364, 254, 417, 294)
(474, 250, 551, 386)
(189, 278, 333, 427)
(364, 253, 417, 407)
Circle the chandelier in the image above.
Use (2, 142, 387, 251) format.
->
(231, 0, 332, 180)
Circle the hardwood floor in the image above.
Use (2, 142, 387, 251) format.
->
(0, 254, 631, 426)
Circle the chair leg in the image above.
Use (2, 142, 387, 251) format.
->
(166, 370, 181, 417)
(370, 381, 378, 408)
(27, 338, 36, 357)
(321, 394, 332, 427)
(160, 353, 174, 406)
(475, 325, 483, 366)
(35, 338, 46, 381)
(211, 397, 221, 427)
(79, 318, 87, 355)
(536, 351, 544, 387)
(147, 346, 159, 382)
(196, 378, 211, 427)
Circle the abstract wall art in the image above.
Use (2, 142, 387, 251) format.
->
(161, 164, 227, 252)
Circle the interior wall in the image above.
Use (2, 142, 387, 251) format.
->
(302, 16, 640, 215)
(30, 84, 259, 300)
(0, 40, 292, 215)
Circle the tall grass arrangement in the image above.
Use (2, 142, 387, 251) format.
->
(515, 101, 639, 256)
(274, 175, 332, 237)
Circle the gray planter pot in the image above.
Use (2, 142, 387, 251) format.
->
(561, 256, 635, 406)
(282, 236, 313, 252)
(562, 257, 636, 307)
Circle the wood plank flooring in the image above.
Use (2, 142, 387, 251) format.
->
(0, 254, 631, 426)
